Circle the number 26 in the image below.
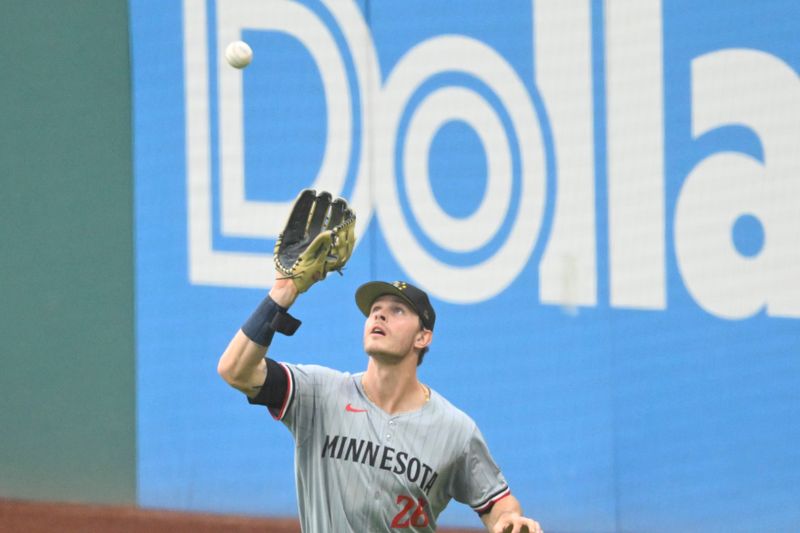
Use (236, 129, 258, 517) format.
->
(391, 495, 429, 528)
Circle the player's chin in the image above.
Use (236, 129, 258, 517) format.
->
(363, 343, 387, 357)
(364, 344, 402, 362)
(363, 335, 386, 352)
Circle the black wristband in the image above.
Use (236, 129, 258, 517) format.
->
(241, 295, 301, 346)
(271, 310, 301, 336)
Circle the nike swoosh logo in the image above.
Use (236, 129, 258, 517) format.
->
(345, 403, 368, 413)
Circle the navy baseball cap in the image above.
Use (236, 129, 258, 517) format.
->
(355, 281, 436, 331)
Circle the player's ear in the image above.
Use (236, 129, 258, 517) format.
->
(414, 328, 432, 350)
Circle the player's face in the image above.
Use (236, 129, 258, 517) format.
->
(363, 295, 429, 361)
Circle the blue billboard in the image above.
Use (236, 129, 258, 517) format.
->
(130, 1, 800, 531)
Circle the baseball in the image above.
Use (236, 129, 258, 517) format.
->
(225, 40, 253, 69)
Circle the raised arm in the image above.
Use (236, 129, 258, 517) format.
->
(217, 277, 299, 397)
(217, 189, 355, 398)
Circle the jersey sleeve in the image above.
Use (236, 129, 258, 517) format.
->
(255, 362, 343, 445)
(246, 358, 294, 419)
(450, 424, 510, 516)
(247, 361, 345, 442)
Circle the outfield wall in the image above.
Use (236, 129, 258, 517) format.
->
(0, 0, 135, 505)
(130, 1, 800, 531)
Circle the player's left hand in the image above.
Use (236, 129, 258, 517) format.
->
(491, 513, 543, 533)
(274, 189, 356, 293)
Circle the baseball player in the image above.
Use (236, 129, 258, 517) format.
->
(217, 191, 542, 533)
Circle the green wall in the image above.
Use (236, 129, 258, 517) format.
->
(0, 1, 135, 504)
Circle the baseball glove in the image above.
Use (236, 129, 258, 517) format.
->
(274, 189, 356, 293)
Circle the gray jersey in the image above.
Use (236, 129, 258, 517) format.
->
(268, 362, 509, 532)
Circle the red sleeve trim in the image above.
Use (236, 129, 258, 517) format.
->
(473, 487, 511, 514)
(271, 363, 294, 421)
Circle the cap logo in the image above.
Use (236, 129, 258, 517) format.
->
(392, 281, 408, 291)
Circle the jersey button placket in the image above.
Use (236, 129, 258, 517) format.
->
(386, 418, 396, 442)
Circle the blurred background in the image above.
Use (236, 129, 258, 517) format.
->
(1, 1, 798, 532)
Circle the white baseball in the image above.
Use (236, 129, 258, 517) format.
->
(225, 40, 253, 69)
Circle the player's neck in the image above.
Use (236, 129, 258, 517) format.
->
(362, 358, 427, 415)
